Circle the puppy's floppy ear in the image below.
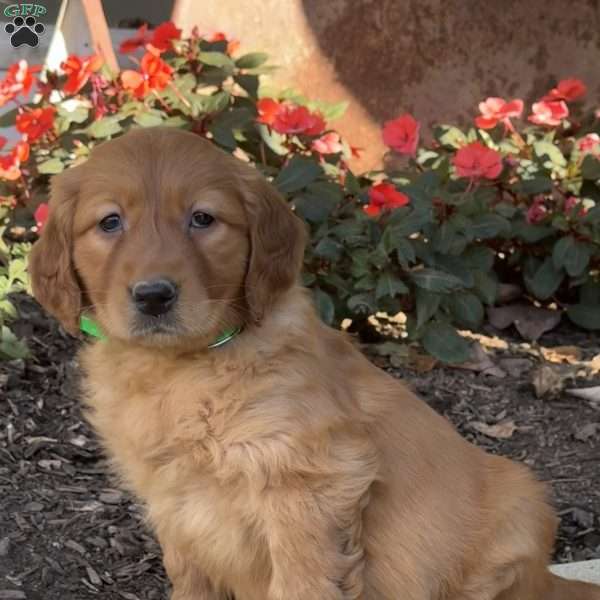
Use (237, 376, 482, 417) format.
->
(28, 167, 83, 335)
(243, 173, 307, 324)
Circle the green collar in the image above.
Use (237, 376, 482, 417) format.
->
(79, 315, 242, 349)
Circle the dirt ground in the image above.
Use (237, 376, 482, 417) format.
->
(1, 294, 599, 600)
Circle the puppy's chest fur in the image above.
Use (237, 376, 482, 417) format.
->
(80, 343, 274, 577)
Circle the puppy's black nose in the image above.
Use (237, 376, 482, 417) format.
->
(132, 279, 177, 316)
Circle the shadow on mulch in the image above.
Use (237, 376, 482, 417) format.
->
(0, 294, 599, 600)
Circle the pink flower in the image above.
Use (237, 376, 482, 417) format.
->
(475, 97, 523, 130)
(577, 133, 600, 154)
(528, 100, 569, 126)
(526, 196, 547, 224)
(364, 183, 410, 216)
(543, 78, 587, 103)
(272, 105, 325, 136)
(452, 141, 502, 180)
(34, 203, 49, 231)
(312, 132, 343, 154)
(382, 114, 420, 156)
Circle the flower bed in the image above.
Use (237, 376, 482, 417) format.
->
(0, 21, 598, 361)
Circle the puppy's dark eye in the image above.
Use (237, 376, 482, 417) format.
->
(99, 213, 122, 233)
(190, 211, 214, 229)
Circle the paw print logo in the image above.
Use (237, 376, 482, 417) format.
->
(5, 16, 45, 48)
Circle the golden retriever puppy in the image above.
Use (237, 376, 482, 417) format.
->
(29, 127, 600, 600)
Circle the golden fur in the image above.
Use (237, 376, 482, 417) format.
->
(29, 127, 600, 599)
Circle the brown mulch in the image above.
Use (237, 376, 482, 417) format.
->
(0, 294, 599, 600)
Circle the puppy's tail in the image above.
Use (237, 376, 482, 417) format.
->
(545, 572, 600, 600)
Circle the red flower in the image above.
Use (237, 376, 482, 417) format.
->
(0, 140, 30, 181)
(312, 132, 343, 154)
(15, 106, 56, 142)
(475, 97, 523, 130)
(0, 136, 6, 151)
(119, 23, 149, 54)
(528, 100, 569, 126)
(526, 196, 547, 224)
(256, 98, 281, 125)
(382, 114, 420, 156)
(577, 133, 600, 154)
(61, 54, 103, 95)
(0, 59, 40, 107)
(121, 50, 173, 99)
(364, 182, 410, 216)
(148, 21, 181, 53)
(453, 141, 502, 180)
(272, 104, 325, 136)
(543, 78, 587, 103)
(34, 203, 49, 231)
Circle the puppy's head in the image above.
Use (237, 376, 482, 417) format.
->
(28, 127, 306, 345)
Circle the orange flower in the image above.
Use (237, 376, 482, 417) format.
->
(0, 140, 30, 181)
(475, 97, 523, 131)
(15, 106, 56, 142)
(382, 114, 420, 156)
(121, 50, 173, 99)
(61, 54, 103, 95)
(453, 141, 502, 180)
(528, 100, 569, 127)
(256, 98, 280, 125)
(364, 182, 410, 216)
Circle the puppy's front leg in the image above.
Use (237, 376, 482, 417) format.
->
(262, 486, 367, 600)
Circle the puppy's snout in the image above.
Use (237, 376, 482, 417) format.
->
(132, 279, 178, 316)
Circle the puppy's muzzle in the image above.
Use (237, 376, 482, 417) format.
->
(131, 278, 178, 316)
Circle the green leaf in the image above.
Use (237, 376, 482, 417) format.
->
(510, 176, 553, 195)
(375, 272, 409, 299)
(411, 268, 464, 293)
(86, 116, 122, 138)
(57, 104, 90, 134)
(533, 140, 567, 169)
(198, 51, 235, 70)
(274, 156, 322, 194)
(0, 325, 29, 360)
(435, 125, 467, 149)
(37, 158, 64, 174)
(463, 246, 495, 271)
(415, 288, 441, 329)
(524, 257, 564, 300)
(433, 220, 456, 253)
(433, 255, 475, 287)
(235, 52, 269, 69)
(314, 237, 343, 261)
(235, 74, 259, 99)
(581, 154, 600, 180)
(258, 123, 288, 155)
(566, 304, 600, 330)
(469, 214, 511, 239)
(313, 288, 335, 324)
(552, 235, 592, 277)
(422, 322, 471, 363)
(395, 238, 416, 269)
(579, 280, 600, 305)
(347, 292, 377, 315)
(293, 192, 337, 223)
(473, 270, 498, 305)
(512, 220, 555, 243)
(134, 110, 164, 127)
(449, 292, 484, 329)
(0, 106, 20, 127)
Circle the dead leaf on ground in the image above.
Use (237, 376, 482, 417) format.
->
(487, 305, 561, 341)
(565, 386, 600, 407)
(408, 347, 438, 373)
(541, 345, 583, 365)
(532, 363, 577, 398)
(453, 342, 506, 377)
(574, 422, 599, 442)
(471, 420, 518, 439)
